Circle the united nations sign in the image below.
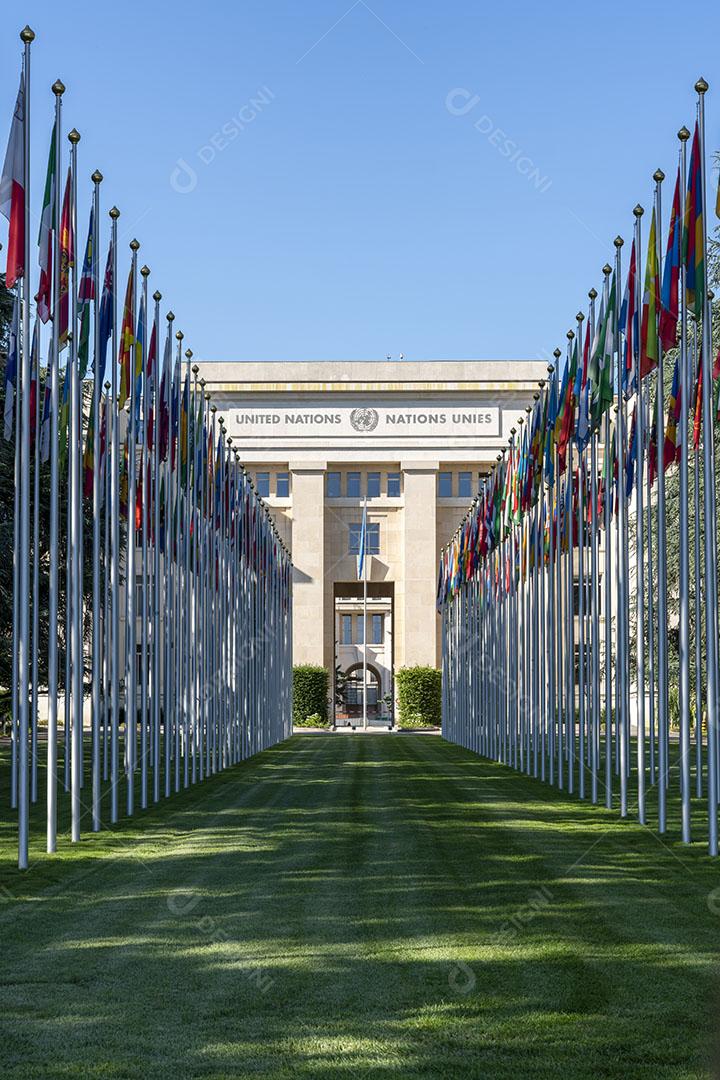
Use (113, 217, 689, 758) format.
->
(228, 403, 501, 439)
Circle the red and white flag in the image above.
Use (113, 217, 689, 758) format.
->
(0, 73, 26, 287)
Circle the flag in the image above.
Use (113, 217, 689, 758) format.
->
(29, 320, 38, 446)
(146, 314, 157, 448)
(40, 342, 53, 462)
(625, 402, 637, 496)
(648, 388, 659, 486)
(3, 291, 19, 439)
(97, 237, 114, 380)
(693, 351, 703, 451)
(83, 394, 97, 498)
(159, 333, 170, 461)
(58, 168, 73, 349)
(180, 372, 189, 483)
(59, 362, 71, 465)
(590, 275, 616, 424)
(620, 238, 638, 391)
(684, 122, 705, 320)
(659, 168, 681, 351)
(118, 264, 135, 409)
(639, 208, 659, 378)
(0, 74, 25, 287)
(134, 291, 145, 423)
(663, 357, 681, 470)
(77, 206, 95, 377)
(36, 122, 56, 323)
(358, 499, 368, 580)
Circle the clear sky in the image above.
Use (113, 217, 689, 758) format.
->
(1, 1, 719, 364)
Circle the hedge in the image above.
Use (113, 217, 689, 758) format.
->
(395, 666, 441, 728)
(292, 665, 329, 726)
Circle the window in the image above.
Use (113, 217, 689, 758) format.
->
(276, 471, 289, 498)
(356, 615, 364, 644)
(327, 471, 341, 497)
(256, 471, 270, 498)
(370, 613, 383, 644)
(347, 471, 361, 497)
(341, 614, 353, 645)
(349, 522, 380, 555)
(458, 471, 473, 498)
(387, 472, 401, 497)
(367, 472, 381, 498)
(438, 472, 453, 497)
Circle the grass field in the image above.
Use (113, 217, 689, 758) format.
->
(1, 732, 719, 1078)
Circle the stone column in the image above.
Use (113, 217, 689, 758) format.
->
(401, 462, 439, 668)
(289, 462, 326, 665)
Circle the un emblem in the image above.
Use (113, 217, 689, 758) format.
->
(350, 408, 379, 433)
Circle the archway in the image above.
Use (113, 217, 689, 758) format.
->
(337, 661, 384, 728)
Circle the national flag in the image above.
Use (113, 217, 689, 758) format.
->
(3, 291, 19, 440)
(648, 388, 659, 486)
(663, 357, 681, 470)
(118, 263, 135, 409)
(97, 237, 114, 380)
(39, 342, 53, 462)
(146, 315, 157, 448)
(58, 168, 73, 349)
(159, 333, 171, 461)
(83, 394, 97, 498)
(693, 350, 703, 451)
(639, 208, 659, 378)
(659, 168, 681, 351)
(0, 74, 25, 287)
(590, 274, 616, 424)
(77, 206, 95, 377)
(29, 320, 38, 446)
(180, 371, 189, 483)
(134, 291, 145, 423)
(36, 122, 56, 323)
(59, 362, 71, 465)
(619, 238, 638, 391)
(625, 402, 637, 496)
(684, 122, 705, 319)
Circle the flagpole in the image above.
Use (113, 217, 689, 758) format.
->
(152, 289, 162, 803)
(363, 493, 368, 731)
(109, 205, 120, 824)
(653, 169, 669, 832)
(103, 380, 111, 784)
(183, 348, 193, 784)
(90, 169, 102, 830)
(140, 264, 150, 809)
(30, 320, 40, 805)
(633, 203, 647, 825)
(125, 238, 139, 816)
(588, 287, 601, 806)
(613, 236, 630, 818)
(163, 311, 175, 798)
(695, 79, 719, 855)
(692, 319, 703, 798)
(10, 284, 19, 813)
(17, 26, 34, 869)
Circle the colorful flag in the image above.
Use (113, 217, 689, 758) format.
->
(591, 275, 616, 424)
(118, 264, 135, 409)
(146, 314, 157, 448)
(648, 389, 659, 487)
(77, 206, 95, 377)
(620, 238, 638, 391)
(58, 168, 73, 350)
(684, 122, 705, 319)
(0, 74, 25, 287)
(663, 357, 681, 470)
(97, 237, 114, 380)
(3, 291, 19, 439)
(659, 168, 681, 351)
(639, 208, 659, 378)
(625, 402, 637, 496)
(36, 122, 56, 323)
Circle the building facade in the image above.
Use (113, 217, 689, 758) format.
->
(200, 360, 546, 722)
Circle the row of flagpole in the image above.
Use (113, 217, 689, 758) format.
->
(1, 27, 293, 870)
(438, 77, 720, 853)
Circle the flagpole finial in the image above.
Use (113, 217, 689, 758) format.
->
(678, 126, 690, 142)
(109, 206, 120, 219)
(510, 427, 516, 436)
(695, 77, 708, 95)
(192, 365, 199, 375)
(633, 204, 643, 218)
(602, 263, 612, 275)
(92, 170, 103, 184)
(227, 437, 233, 446)
(176, 330, 183, 341)
(708, 289, 715, 301)
(185, 349, 193, 359)
(205, 392, 211, 401)
(576, 312, 584, 322)
(588, 287, 597, 300)
(613, 237, 623, 249)
(167, 311, 174, 322)
(153, 290, 161, 302)
(567, 330, 574, 340)
(130, 239, 140, 252)
(210, 405, 216, 414)
(653, 168, 664, 183)
(52, 79, 65, 97)
(20, 26, 35, 43)
(538, 379, 545, 389)
(140, 265, 150, 277)
(68, 128, 80, 144)
(104, 381, 110, 391)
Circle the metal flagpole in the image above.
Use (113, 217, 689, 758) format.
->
(164, 311, 175, 798)
(152, 290, 162, 803)
(363, 493, 368, 731)
(633, 203, 647, 825)
(139, 264, 150, 809)
(68, 128, 83, 843)
(613, 236, 630, 818)
(692, 320, 703, 798)
(653, 167, 669, 832)
(183, 347, 193, 785)
(695, 80, 719, 855)
(10, 285, 20, 812)
(17, 27, 34, 869)
(90, 170, 102, 830)
(677, 126, 692, 842)
(103, 380, 111, 783)
(588, 287, 601, 806)
(126, 238, 139, 816)
(109, 206, 120, 824)
(30, 320, 40, 804)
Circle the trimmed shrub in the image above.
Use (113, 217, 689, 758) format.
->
(395, 666, 441, 729)
(292, 665, 329, 725)
(294, 712, 330, 729)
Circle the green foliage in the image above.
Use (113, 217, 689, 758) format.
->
(294, 711, 330, 729)
(292, 665, 329, 725)
(395, 666, 441, 728)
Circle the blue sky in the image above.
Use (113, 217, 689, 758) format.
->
(1, 1, 719, 364)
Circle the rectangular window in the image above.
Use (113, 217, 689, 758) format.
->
(349, 522, 380, 555)
(327, 471, 341, 497)
(458, 471, 473, 498)
(276, 471, 290, 498)
(438, 472, 453, 497)
(370, 613, 383, 644)
(347, 471, 361, 497)
(387, 472, 401, 497)
(256, 471, 270, 498)
(367, 471, 381, 498)
(341, 614, 353, 645)
(356, 615, 364, 644)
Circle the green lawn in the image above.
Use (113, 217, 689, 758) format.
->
(0, 733, 719, 1078)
